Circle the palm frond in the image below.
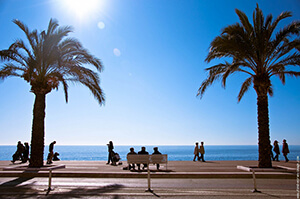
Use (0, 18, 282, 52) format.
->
(197, 63, 227, 98)
(268, 85, 274, 97)
(235, 8, 253, 34)
(222, 62, 240, 88)
(0, 63, 24, 80)
(46, 18, 59, 35)
(0, 49, 15, 61)
(238, 77, 253, 102)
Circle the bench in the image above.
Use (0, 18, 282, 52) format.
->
(127, 154, 168, 170)
(126, 154, 168, 191)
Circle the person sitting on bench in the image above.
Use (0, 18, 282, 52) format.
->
(152, 147, 162, 170)
(137, 146, 149, 170)
(127, 147, 137, 170)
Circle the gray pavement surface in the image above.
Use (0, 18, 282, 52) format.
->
(0, 160, 298, 198)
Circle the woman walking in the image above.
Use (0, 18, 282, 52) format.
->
(193, 142, 200, 161)
(199, 142, 205, 162)
(106, 141, 114, 165)
(273, 140, 280, 161)
(282, 139, 290, 162)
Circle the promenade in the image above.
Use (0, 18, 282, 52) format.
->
(0, 160, 298, 198)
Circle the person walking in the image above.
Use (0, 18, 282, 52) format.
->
(199, 141, 206, 162)
(11, 141, 25, 163)
(282, 139, 290, 162)
(106, 141, 114, 165)
(273, 140, 280, 161)
(22, 142, 30, 163)
(193, 142, 200, 161)
(47, 141, 56, 164)
(269, 141, 274, 161)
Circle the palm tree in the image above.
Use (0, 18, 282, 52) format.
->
(197, 4, 300, 168)
(0, 19, 105, 167)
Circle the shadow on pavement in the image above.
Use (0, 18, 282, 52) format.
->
(47, 184, 125, 198)
(0, 182, 125, 199)
(0, 177, 40, 199)
(0, 177, 34, 187)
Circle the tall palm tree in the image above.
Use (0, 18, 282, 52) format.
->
(0, 19, 105, 167)
(197, 4, 300, 168)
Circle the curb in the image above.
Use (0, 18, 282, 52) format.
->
(0, 171, 296, 179)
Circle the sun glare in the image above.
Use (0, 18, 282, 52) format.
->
(63, 0, 102, 19)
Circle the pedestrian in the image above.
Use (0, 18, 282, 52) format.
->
(152, 147, 162, 170)
(199, 141, 205, 162)
(193, 142, 200, 161)
(282, 139, 289, 162)
(22, 142, 30, 163)
(47, 141, 56, 164)
(269, 141, 274, 161)
(11, 141, 25, 163)
(106, 141, 114, 165)
(273, 140, 280, 161)
(53, 152, 60, 161)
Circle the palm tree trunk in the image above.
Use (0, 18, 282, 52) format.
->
(29, 93, 46, 167)
(256, 93, 272, 168)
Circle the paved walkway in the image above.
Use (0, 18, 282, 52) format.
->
(0, 160, 297, 178)
(0, 160, 298, 198)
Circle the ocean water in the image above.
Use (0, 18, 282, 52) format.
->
(1, 145, 299, 161)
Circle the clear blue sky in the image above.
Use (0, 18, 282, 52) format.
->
(0, 0, 299, 146)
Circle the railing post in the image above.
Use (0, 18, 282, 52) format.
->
(146, 156, 152, 192)
(251, 169, 260, 193)
(48, 169, 53, 191)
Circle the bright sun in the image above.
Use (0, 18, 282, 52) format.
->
(63, 0, 102, 19)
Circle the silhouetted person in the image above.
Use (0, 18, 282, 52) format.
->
(22, 142, 30, 163)
(111, 151, 121, 166)
(106, 141, 114, 165)
(199, 142, 205, 162)
(12, 141, 25, 163)
(53, 152, 60, 161)
(152, 147, 162, 170)
(127, 147, 137, 170)
(273, 140, 280, 161)
(47, 141, 56, 164)
(137, 146, 149, 170)
(282, 139, 289, 162)
(193, 142, 200, 161)
(269, 141, 274, 161)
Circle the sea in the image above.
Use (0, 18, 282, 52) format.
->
(1, 145, 299, 161)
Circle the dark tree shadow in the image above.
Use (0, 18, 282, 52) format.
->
(0, 181, 125, 199)
(0, 177, 41, 199)
(0, 177, 34, 187)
